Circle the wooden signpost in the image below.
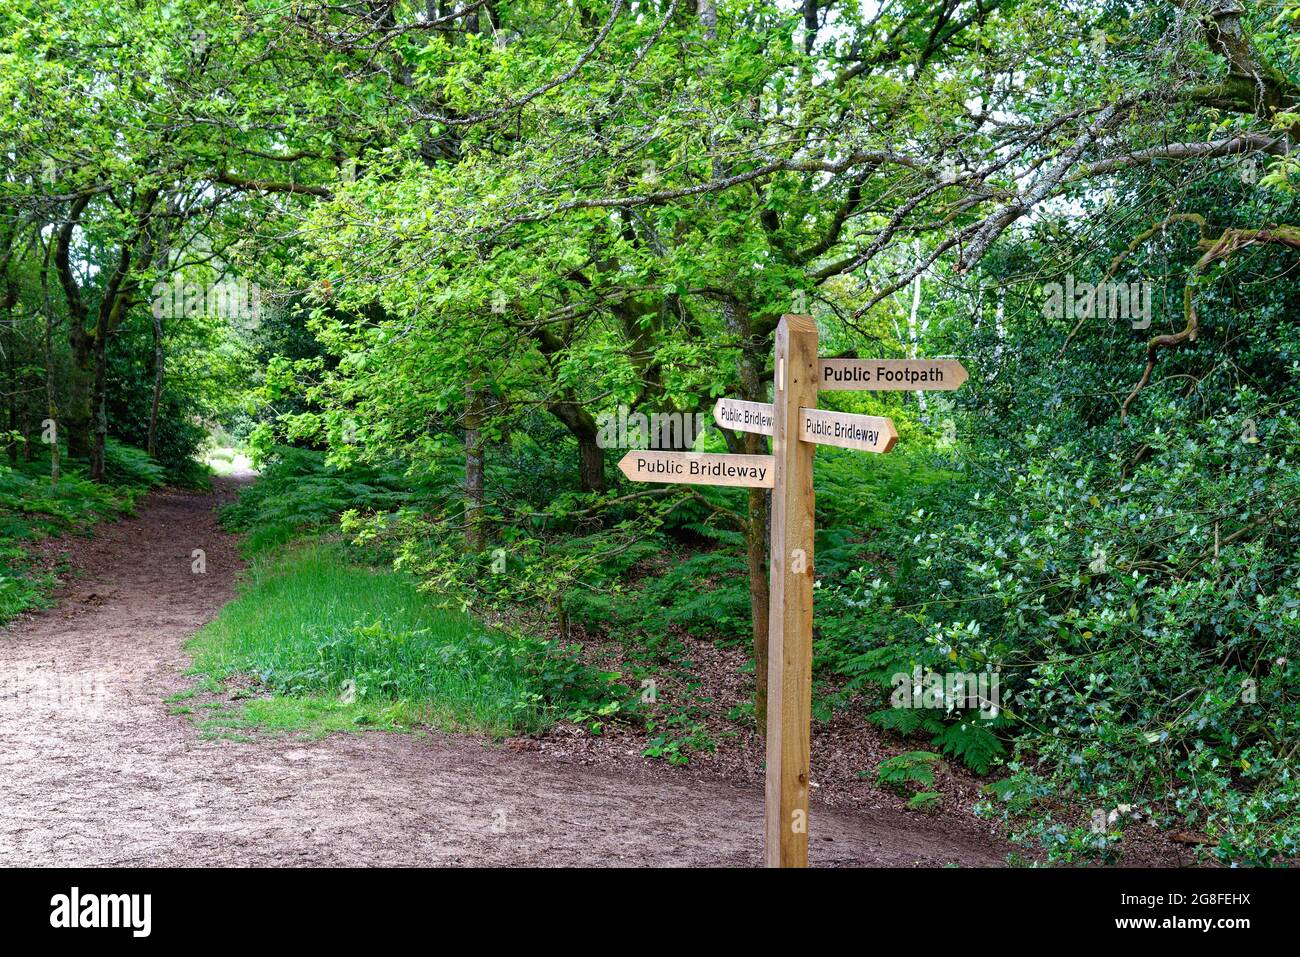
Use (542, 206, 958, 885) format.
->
(620, 316, 968, 867)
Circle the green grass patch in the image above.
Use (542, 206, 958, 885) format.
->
(0, 556, 54, 623)
(186, 542, 616, 739)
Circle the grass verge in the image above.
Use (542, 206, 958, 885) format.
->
(185, 541, 615, 739)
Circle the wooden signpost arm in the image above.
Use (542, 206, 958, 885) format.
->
(765, 314, 818, 868)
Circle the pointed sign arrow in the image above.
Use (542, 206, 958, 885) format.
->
(713, 397, 775, 435)
(798, 408, 897, 453)
(818, 358, 968, 391)
(617, 450, 775, 488)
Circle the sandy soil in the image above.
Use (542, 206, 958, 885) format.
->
(0, 479, 1016, 867)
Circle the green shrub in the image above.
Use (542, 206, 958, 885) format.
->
(219, 446, 415, 555)
(877, 751, 942, 793)
(102, 438, 167, 489)
(826, 408, 1300, 864)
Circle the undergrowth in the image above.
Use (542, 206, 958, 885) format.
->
(0, 439, 167, 625)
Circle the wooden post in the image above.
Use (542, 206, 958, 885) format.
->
(765, 314, 818, 868)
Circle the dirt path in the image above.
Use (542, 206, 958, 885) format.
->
(0, 480, 1012, 867)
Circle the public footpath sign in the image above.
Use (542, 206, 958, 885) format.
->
(620, 316, 969, 866)
(818, 358, 968, 391)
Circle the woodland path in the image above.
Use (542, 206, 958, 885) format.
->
(0, 479, 1011, 867)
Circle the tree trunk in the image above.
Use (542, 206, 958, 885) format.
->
(577, 430, 606, 493)
(547, 398, 606, 493)
(802, 0, 818, 53)
(147, 309, 163, 458)
(5, 305, 16, 467)
(464, 379, 486, 551)
(82, 185, 160, 481)
(65, 337, 94, 461)
(907, 242, 927, 413)
(994, 289, 1006, 366)
(45, 374, 60, 482)
(697, 0, 717, 38)
(45, 346, 60, 483)
(90, 334, 108, 482)
(54, 195, 93, 463)
(1, 233, 18, 466)
(721, 298, 773, 728)
(39, 234, 60, 484)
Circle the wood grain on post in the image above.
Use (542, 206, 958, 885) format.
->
(765, 314, 818, 868)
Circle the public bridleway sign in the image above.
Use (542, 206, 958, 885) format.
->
(616, 450, 774, 488)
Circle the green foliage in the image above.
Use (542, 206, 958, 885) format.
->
(0, 548, 53, 624)
(104, 329, 217, 487)
(3, 0, 1294, 866)
(830, 213, 1300, 862)
(931, 720, 1004, 776)
(0, 444, 159, 624)
(220, 446, 414, 556)
(0, 463, 130, 541)
(643, 720, 716, 766)
(101, 439, 167, 490)
(877, 751, 942, 794)
(908, 791, 942, 812)
(565, 543, 753, 646)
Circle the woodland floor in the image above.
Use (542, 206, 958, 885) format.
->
(0, 479, 1193, 867)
